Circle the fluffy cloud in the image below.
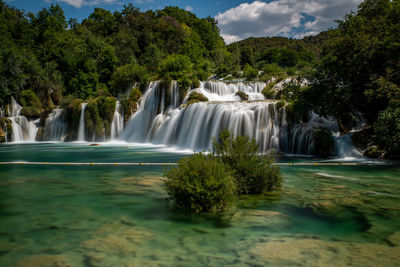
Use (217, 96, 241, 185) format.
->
(48, 0, 120, 8)
(215, 0, 362, 44)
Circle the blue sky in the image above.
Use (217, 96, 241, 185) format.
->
(5, 0, 363, 43)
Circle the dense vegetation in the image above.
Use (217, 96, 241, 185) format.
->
(164, 131, 282, 213)
(286, 0, 400, 158)
(0, 1, 226, 108)
(0, 0, 322, 109)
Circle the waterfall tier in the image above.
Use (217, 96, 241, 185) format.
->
(78, 103, 88, 141)
(7, 98, 39, 142)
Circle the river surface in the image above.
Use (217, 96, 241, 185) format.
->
(0, 143, 399, 266)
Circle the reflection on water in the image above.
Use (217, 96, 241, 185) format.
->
(0, 144, 399, 266)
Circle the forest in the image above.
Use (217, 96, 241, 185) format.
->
(0, 0, 399, 158)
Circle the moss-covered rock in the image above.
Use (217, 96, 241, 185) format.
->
(85, 99, 104, 142)
(0, 118, 12, 142)
(129, 88, 142, 102)
(313, 128, 334, 157)
(364, 145, 386, 159)
(120, 96, 138, 123)
(18, 90, 43, 119)
(187, 91, 208, 105)
(235, 91, 249, 101)
(64, 99, 83, 141)
(262, 84, 276, 99)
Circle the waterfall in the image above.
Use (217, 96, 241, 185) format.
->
(110, 101, 124, 140)
(170, 81, 180, 109)
(120, 82, 318, 154)
(191, 81, 266, 102)
(7, 98, 39, 142)
(78, 103, 88, 141)
(44, 109, 67, 141)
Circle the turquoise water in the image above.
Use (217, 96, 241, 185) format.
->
(0, 143, 399, 266)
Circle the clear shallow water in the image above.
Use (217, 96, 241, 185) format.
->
(0, 143, 399, 266)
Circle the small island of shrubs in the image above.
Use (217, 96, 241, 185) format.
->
(164, 130, 282, 213)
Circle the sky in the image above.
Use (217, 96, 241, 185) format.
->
(5, 0, 363, 43)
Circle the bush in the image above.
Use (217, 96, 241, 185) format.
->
(212, 130, 282, 194)
(373, 106, 400, 158)
(164, 153, 236, 213)
(111, 64, 149, 95)
(243, 64, 258, 81)
(187, 91, 208, 105)
(263, 63, 282, 76)
(129, 88, 142, 102)
(18, 89, 43, 118)
(235, 91, 249, 101)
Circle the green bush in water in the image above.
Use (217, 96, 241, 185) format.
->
(212, 130, 282, 194)
(164, 153, 237, 213)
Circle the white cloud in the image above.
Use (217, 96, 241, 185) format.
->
(215, 0, 362, 44)
(185, 6, 193, 12)
(48, 0, 121, 8)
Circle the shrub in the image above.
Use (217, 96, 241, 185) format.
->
(212, 130, 282, 194)
(110, 64, 149, 95)
(164, 153, 236, 213)
(187, 91, 208, 105)
(159, 54, 193, 80)
(235, 91, 249, 101)
(373, 106, 400, 158)
(243, 64, 258, 81)
(18, 89, 43, 118)
(129, 88, 142, 102)
(263, 63, 282, 76)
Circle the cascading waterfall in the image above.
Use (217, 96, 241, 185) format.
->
(78, 103, 88, 141)
(110, 101, 124, 140)
(120, 81, 317, 154)
(191, 81, 266, 102)
(43, 109, 67, 141)
(7, 98, 39, 142)
(2, 80, 359, 157)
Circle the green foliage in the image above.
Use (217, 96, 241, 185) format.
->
(263, 63, 283, 76)
(159, 54, 193, 80)
(212, 130, 282, 194)
(305, 0, 400, 125)
(111, 64, 148, 95)
(129, 88, 142, 102)
(187, 91, 208, 105)
(373, 106, 400, 157)
(18, 89, 43, 118)
(164, 153, 237, 213)
(235, 91, 248, 101)
(243, 64, 258, 81)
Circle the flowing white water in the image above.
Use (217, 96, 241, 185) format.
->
(44, 109, 67, 141)
(78, 103, 87, 141)
(186, 81, 266, 102)
(120, 82, 318, 154)
(7, 98, 39, 142)
(110, 101, 124, 140)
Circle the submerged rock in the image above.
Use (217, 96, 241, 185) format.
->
(388, 232, 400, 246)
(247, 237, 400, 266)
(15, 254, 72, 267)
